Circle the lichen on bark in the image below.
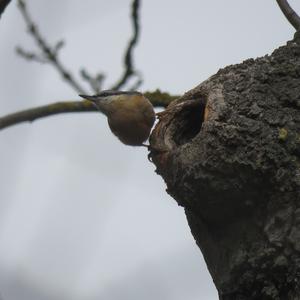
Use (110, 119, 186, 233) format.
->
(150, 32, 300, 299)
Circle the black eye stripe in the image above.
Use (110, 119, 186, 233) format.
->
(97, 90, 141, 97)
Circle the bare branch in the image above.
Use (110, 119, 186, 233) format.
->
(144, 90, 179, 107)
(0, 101, 97, 130)
(276, 0, 300, 31)
(0, 90, 177, 131)
(16, 0, 143, 94)
(111, 0, 141, 90)
(0, 0, 11, 19)
(17, 0, 87, 94)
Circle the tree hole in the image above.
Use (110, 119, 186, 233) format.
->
(172, 100, 206, 146)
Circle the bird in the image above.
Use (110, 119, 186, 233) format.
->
(79, 90, 156, 146)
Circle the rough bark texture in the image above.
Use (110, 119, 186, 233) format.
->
(150, 32, 300, 300)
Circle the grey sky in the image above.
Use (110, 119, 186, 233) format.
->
(0, 1, 299, 300)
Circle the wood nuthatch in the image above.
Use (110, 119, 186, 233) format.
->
(79, 90, 156, 146)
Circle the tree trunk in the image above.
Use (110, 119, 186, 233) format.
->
(149, 32, 300, 299)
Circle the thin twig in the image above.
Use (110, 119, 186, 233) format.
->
(17, 0, 142, 94)
(80, 69, 105, 94)
(0, 0, 11, 18)
(276, 0, 300, 31)
(0, 90, 177, 131)
(17, 0, 87, 94)
(111, 0, 141, 90)
(16, 46, 48, 63)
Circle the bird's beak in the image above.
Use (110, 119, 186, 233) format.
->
(79, 94, 98, 102)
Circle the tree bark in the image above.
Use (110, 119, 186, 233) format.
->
(150, 32, 300, 299)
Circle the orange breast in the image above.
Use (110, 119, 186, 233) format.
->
(108, 110, 153, 146)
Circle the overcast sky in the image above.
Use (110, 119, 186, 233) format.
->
(0, 1, 299, 300)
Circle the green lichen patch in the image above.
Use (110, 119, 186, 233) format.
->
(278, 128, 288, 141)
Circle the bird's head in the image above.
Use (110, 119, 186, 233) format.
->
(79, 90, 142, 115)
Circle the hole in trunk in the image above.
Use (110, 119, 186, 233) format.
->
(172, 100, 206, 146)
